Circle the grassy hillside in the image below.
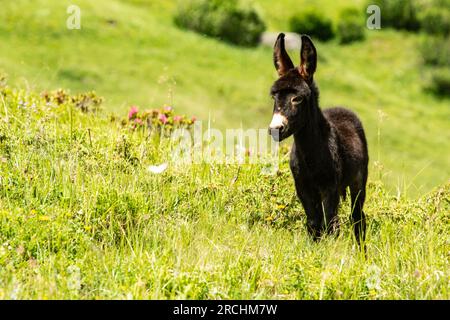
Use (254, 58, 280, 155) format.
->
(0, 85, 448, 299)
(0, 0, 449, 299)
(0, 0, 449, 195)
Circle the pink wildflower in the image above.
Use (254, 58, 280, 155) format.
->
(149, 109, 159, 118)
(158, 113, 168, 124)
(128, 106, 138, 120)
(134, 118, 143, 126)
(164, 106, 173, 112)
(191, 116, 197, 122)
(173, 115, 182, 123)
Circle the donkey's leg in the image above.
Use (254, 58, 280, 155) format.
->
(290, 156, 322, 241)
(297, 189, 322, 241)
(350, 185, 367, 245)
(322, 191, 340, 235)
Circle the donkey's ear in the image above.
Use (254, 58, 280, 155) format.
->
(273, 33, 294, 77)
(299, 35, 317, 82)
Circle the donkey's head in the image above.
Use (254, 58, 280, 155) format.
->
(268, 33, 317, 142)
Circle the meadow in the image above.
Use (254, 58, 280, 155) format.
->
(0, 0, 449, 299)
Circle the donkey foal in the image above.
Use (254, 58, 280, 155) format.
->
(268, 33, 368, 245)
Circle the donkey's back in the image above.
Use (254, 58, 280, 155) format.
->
(323, 107, 368, 198)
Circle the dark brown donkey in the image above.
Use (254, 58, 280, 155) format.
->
(268, 33, 368, 245)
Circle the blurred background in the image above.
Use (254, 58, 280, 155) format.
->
(0, 0, 448, 196)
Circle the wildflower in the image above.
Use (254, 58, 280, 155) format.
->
(18, 100, 26, 109)
(173, 115, 182, 123)
(128, 106, 138, 120)
(158, 113, 168, 125)
(150, 109, 159, 117)
(16, 245, 24, 255)
(164, 105, 173, 112)
(134, 118, 143, 126)
(191, 116, 197, 122)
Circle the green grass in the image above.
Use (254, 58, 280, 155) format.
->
(0, 0, 448, 195)
(0, 0, 449, 299)
(0, 86, 448, 299)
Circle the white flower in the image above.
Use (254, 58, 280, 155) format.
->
(147, 163, 168, 174)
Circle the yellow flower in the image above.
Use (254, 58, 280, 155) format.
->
(38, 215, 51, 221)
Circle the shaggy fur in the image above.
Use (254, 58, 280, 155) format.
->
(269, 34, 368, 244)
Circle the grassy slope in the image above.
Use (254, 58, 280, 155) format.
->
(0, 0, 448, 196)
(0, 0, 448, 300)
(0, 0, 449, 195)
(0, 86, 448, 299)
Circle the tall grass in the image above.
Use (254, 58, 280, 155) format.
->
(0, 0, 448, 195)
(0, 84, 448, 299)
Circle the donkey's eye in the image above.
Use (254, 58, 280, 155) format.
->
(291, 96, 303, 105)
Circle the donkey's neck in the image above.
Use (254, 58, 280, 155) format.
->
(293, 88, 330, 164)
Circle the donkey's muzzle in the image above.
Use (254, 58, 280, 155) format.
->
(268, 113, 287, 141)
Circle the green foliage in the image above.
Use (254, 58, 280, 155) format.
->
(419, 34, 450, 97)
(289, 8, 334, 41)
(420, 36, 450, 67)
(41, 89, 104, 113)
(124, 105, 196, 132)
(369, 0, 421, 31)
(428, 68, 450, 97)
(174, 0, 266, 47)
(336, 8, 366, 44)
(419, 6, 450, 36)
